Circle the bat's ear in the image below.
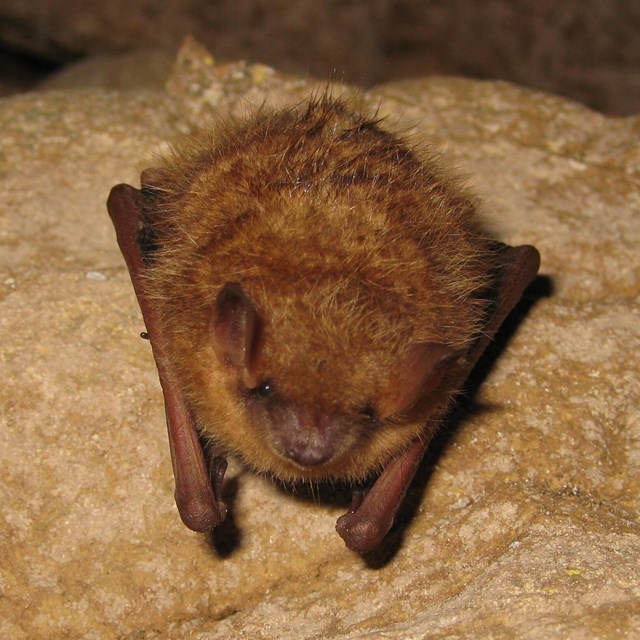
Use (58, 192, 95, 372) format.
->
(379, 342, 463, 419)
(212, 282, 260, 387)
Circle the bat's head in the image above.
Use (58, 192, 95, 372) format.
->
(202, 280, 464, 482)
(140, 96, 495, 483)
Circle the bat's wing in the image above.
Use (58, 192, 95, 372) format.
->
(107, 184, 227, 532)
(336, 243, 541, 552)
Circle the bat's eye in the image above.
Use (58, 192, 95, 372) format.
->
(359, 405, 378, 424)
(249, 380, 273, 399)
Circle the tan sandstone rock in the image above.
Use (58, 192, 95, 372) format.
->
(1, 43, 638, 639)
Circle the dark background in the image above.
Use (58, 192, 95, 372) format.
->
(1, 0, 639, 115)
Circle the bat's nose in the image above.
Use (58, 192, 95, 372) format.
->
(274, 403, 338, 467)
(283, 438, 334, 467)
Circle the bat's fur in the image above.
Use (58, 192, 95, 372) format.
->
(138, 96, 501, 483)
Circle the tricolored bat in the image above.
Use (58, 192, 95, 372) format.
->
(107, 96, 539, 553)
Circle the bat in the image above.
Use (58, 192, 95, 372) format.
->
(107, 95, 540, 553)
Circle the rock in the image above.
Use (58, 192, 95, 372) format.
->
(1, 44, 638, 639)
(38, 49, 177, 92)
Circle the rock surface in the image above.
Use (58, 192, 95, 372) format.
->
(1, 43, 639, 639)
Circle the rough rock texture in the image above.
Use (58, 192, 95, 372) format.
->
(1, 43, 639, 639)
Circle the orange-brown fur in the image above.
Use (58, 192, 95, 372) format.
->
(140, 96, 498, 483)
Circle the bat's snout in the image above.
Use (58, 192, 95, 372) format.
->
(270, 402, 346, 469)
